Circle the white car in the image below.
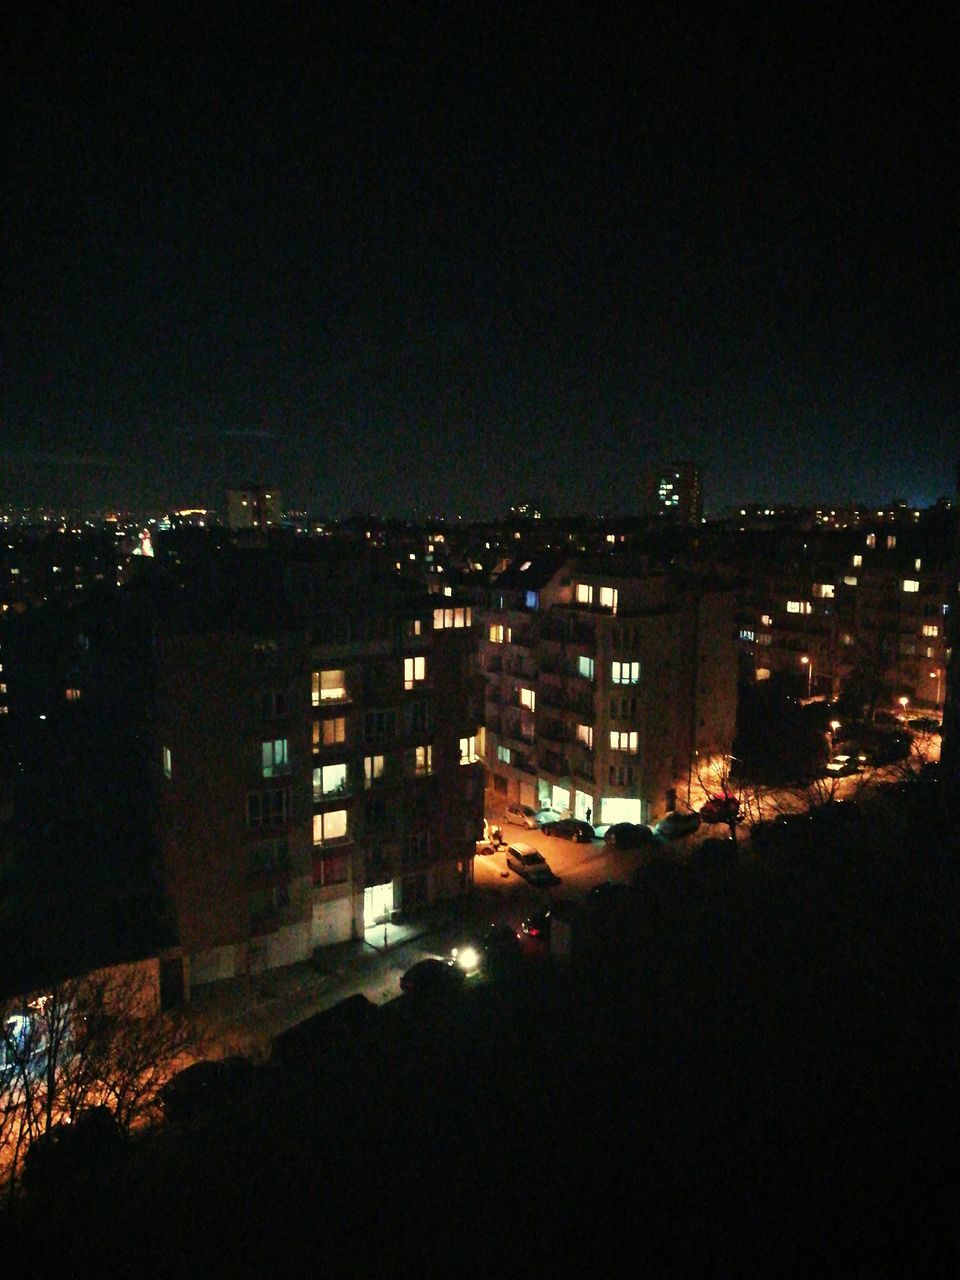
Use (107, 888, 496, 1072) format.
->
(505, 843, 560, 886)
(504, 804, 539, 828)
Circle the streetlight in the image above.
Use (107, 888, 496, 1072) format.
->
(898, 695, 909, 718)
(930, 669, 942, 708)
(829, 718, 841, 751)
(800, 655, 812, 698)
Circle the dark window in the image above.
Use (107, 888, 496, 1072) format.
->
(247, 789, 289, 828)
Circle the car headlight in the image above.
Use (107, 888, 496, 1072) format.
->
(453, 945, 480, 972)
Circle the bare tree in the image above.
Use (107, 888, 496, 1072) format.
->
(1, 964, 201, 1199)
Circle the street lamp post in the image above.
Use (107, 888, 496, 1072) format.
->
(801, 655, 812, 698)
(898, 695, 909, 719)
(931, 669, 942, 708)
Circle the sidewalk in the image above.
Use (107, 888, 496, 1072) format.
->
(185, 900, 482, 1060)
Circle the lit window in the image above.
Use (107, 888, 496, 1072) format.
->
(815, 583, 835, 599)
(519, 561, 531, 571)
(866, 534, 876, 549)
(312, 670, 346, 704)
(578, 655, 594, 680)
(844, 575, 858, 586)
(313, 809, 348, 845)
(497, 744, 511, 764)
(756, 668, 771, 681)
(599, 586, 618, 613)
(162, 746, 172, 779)
(611, 660, 640, 684)
(576, 583, 594, 605)
(760, 614, 772, 626)
(404, 656, 426, 689)
(434, 606, 473, 630)
(786, 600, 812, 614)
(609, 730, 638, 753)
(314, 762, 347, 798)
(886, 535, 896, 549)
(577, 724, 593, 749)
(489, 624, 505, 643)
(923, 624, 939, 637)
(739, 630, 755, 642)
(520, 687, 536, 711)
(852, 554, 862, 567)
(409, 619, 422, 636)
(915, 558, 921, 571)
(315, 717, 346, 746)
(65, 686, 82, 701)
(261, 738, 290, 777)
(902, 580, 920, 593)
(525, 591, 539, 610)
(364, 755, 384, 787)
(415, 744, 432, 776)
(460, 735, 479, 764)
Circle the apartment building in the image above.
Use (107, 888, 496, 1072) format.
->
(154, 551, 484, 987)
(481, 556, 737, 825)
(736, 525, 950, 708)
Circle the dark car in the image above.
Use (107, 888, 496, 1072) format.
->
(273, 995, 381, 1067)
(400, 957, 466, 998)
(699, 795, 741, 825)
(160, 1056, 255, 1124)
(542, 818, 595, 843)
(603, 822, 654, 848)
(506, 842, 562, 886)
(908, 716, 942, 734)
(520, 908, 552, 941)
(654, 810, 702, 839)
(450, 923, 523, 974)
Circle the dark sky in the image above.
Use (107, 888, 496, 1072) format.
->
(3, 3, 956, 516)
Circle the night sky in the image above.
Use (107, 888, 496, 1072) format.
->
(3, 4, 956, 517)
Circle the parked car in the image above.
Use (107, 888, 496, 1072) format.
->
(450, 922, 523, 973)
(603, 821, 654, 848)
(534, 807, 562, 827)
(908, 716, 942, 734)
(400, 957, 465, 998)
(520, 908, 552, 940)
(654, 810, 702, 839)
(699, 794, 741, 825)
(506, 842, 562, 886)
(541, 818, 595, 843)
(824, 752, 866, 776)
(273, 995, 381, 1066)
(504, 803, 539, 828)
(161, 1056, 255, 1124)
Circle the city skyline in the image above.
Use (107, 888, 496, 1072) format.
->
(4, 6, 956, 517)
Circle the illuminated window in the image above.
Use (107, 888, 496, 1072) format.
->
(577, 724, 593, 749)
(434, 606, 472, 629)
(576, 583, 594, 605)
(489, 624, 505, 643)
(315, 717, 346, 747)
(519, 687, 536, 711)
(815, 583, 835, 599)
(844, 575, 858, 586)
(460, 735, 479, 764)
(923, 624, 939, 637)
(886, 535, 896, 549)
(312, 670, 346, 704)
(64, 686, 82, 701)
(313, 809, 348, 845)
(852, 554, 862, 567)
(162, 746, 172, 779)
(525, 591, 539, 610)
(497, 744, 511, 764)
(408, 618, 422, 636)
(611, 660, 640, 684)
(599, 586, 618, 613)
(415, 744, 432, 776)
(609, 730, 638, 753)
(404, 655, 426, 689)
(314, 762, 347, 799)
(364, 755, 384, 787)
(739, 630, 755, 642)
(786, 600, 812, 614)
(866, 533, 876, 548)
(902, 580, 920, 593)
(578, 655, 595, 680)
(261, 738, 290, 777)
(247, 789, 288, 828)
(915, 558, 921, 571)
(760, 614, 772, 626)
(756, 668, 771, 681)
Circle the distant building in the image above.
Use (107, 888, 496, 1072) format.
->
(226, 487, 282, 532)
(641, 462, 703, 525)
